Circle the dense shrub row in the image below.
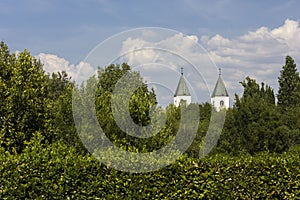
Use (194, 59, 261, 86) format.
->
(1, 42, 300, 199)
(1, 134, 300, 199)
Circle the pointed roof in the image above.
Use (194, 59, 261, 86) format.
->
(174, 69, 190, 97)
(211, 69, 229, 97)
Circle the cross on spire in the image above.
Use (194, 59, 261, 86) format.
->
(181, 67, 184, 75)
(219, 68, 222, 76)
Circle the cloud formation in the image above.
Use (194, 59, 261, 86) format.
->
(118, 30, 216, 104)
(201, 19, 300, 96)
(36, 19, 300, 105)
(36, 53, 95, 84)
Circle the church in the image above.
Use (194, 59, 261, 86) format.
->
(173, 68, 191, 107)
(174, 68, 229, 111)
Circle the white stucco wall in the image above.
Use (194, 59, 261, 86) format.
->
(174, 95, 191, 107)
(211, 96, 229, 112)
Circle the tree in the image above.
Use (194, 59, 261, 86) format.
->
(277, 56, 300, 136)
(0, 43, 52, 152)
(185, 102, 212, 158)
(277, 55, 300, 109)
(45, 71, 71, 100)
(94, 63, 171, 152)
(44, 71, 84, 151)
(218, 77, 288, 155)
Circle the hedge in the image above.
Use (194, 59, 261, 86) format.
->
(1, 135, 300, 199)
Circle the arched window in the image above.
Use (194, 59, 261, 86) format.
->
(220, 100, 224, 107)
(180, 99, 187, 107)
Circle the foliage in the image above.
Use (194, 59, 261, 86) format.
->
(277, 55, 300, 109)
(1, 135, 300, 199)
(218, 77, 289, 155)
(186, 102, 212, 157)
(0, 42, 52, 153)
(0, 42, 85, 153)
(2, 41, 300, 198)
(93, 63, 176, 152)
(277, 56, 300, 144)
(45, 71, 84, 151)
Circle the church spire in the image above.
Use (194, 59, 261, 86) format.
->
(174, 68, 190, 97)
(211, 70, 228, 97)
(174, 67, 191, 107)
(211, 68, 230, 111)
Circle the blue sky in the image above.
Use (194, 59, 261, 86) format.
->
(1, 0, 299, 62)
(1, 0, 300, 105)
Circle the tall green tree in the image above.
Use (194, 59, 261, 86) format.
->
(277, 55, 300, 109)
(0, 43, 52, 152)
(218, 77, 288, 155)
(44, 71, 84, 151)
(45, 71, 71, 100)
(94, 63, 172, 152)
(186, 102, 211, 158)
(277, 56, 300, 143)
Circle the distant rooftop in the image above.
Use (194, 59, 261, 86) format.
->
(211, 69, 229, 97)
(174, 68, 190, 97)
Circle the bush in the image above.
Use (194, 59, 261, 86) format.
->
(1, 134, 300, 199)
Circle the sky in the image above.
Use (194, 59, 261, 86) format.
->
(1, 0, 300, 106)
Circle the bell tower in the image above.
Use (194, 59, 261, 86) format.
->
(211, 68, 229, 111)
(174, 67, 191, 107)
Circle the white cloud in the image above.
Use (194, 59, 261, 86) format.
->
(36, 53, 95, 84)
(201, 19, 300, 97)
(118, 31, 218, 103)
(120, 33, 204, 69)
(271, 19, 300, 50)
(205, 34, 231, 47)
(35, 19, 300, 105)
(119, 20, 300, 104)
(120, 37, 160, 67)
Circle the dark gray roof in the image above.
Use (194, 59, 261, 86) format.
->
(174, 75, 190, 96)
(211, 76, 229, 97)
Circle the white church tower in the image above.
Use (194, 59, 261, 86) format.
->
(211, 68, 229, 111)
(174, 68, 191, 107)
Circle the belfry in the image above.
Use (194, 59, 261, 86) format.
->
(211, 68, 230, 111)
(174, 68, 191, 107)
